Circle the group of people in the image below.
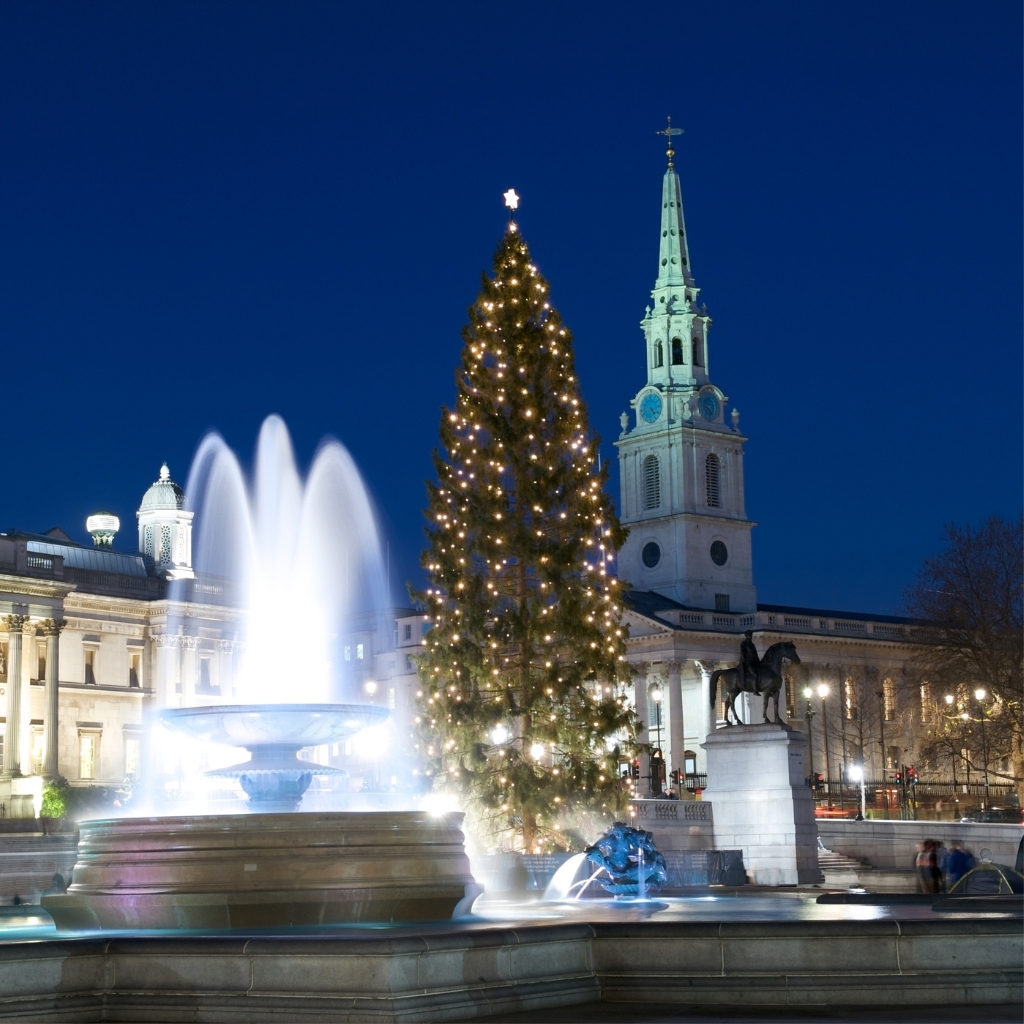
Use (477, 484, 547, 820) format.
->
(915, 838, 975, 893)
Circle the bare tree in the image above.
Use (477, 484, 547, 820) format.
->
(905, 516, 1023, 804)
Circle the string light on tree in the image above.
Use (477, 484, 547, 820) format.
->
(411, 206, 639, 853)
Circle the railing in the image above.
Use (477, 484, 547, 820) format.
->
(26, 554, 54, 571)
(808, 776, 1016, 820)
(630, 798, 711, 822)
(657, 607, 914, 641)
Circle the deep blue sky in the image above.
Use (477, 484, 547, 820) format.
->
(1, 2, 1020, 615)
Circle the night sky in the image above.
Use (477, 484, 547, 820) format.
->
(1, 2, 1019, 616)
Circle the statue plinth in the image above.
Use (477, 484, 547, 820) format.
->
(700, 724, 820, 886)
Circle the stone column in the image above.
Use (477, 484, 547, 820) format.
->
(666, 660, 685, 785)
(2, 615, 30, 777)
(41, 619, 66, 779)
(695, 660, 713, 744)
(631, 663, 650, 796)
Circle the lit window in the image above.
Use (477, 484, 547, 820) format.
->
(125, 737, 140, 778)
(31, 727, 44, 775)
(642, 455, 661, 511)
(356, 644, 364, 660)
(883, 678, 896, 721)
(79, 733, 98, 780)
(705, 454, 721, 508)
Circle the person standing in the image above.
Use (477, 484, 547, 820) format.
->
(916, 839, 942, 893)
(945, 841, 970, 891)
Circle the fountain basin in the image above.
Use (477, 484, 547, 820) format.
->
(159, 703, 389, 810)
(42, 811, 478, 930)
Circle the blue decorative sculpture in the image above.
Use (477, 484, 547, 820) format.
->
(585, 822, 668, 896)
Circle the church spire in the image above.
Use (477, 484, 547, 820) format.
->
(654, 117, 695, 291)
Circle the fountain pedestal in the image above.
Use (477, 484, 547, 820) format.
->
(42, 811, 479, 930)
(700, 724, 821, 886)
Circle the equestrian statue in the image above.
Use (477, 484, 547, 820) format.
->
(710, 632, 801, 726)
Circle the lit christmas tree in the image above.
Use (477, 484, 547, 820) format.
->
(412, 197, 639, 854)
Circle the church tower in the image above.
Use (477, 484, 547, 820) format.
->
(615, 123, 755, 613)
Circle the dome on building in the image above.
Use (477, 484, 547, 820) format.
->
(139, 463, 185, 513)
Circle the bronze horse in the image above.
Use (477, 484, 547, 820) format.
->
(710, 641, 800, 726)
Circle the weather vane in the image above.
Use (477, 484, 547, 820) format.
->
(656, 116, 683, 168)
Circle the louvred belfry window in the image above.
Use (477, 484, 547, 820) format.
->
(643, 454, 661, 511)
(705, 453, 721, 507)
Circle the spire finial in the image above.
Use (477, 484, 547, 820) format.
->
(656, 116, 684, 168)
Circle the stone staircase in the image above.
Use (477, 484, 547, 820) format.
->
(818, 844, 918, 892)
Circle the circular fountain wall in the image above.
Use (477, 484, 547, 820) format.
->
(43, 811, 476, 930)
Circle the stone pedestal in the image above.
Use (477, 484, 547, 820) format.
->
(701, 724, 820, 886)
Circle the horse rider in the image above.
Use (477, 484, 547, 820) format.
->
(740, 630, 761, 695)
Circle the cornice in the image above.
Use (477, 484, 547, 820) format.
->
(0, 573, 77, 599)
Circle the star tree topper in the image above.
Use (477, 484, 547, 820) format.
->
(503, 188, 520, 211)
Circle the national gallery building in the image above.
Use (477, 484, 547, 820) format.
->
(0, 148, 981, 819)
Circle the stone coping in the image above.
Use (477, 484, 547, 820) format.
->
(0, 917, 1019, 1021)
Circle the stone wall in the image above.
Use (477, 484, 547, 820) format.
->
(818, 819, 1023, 870)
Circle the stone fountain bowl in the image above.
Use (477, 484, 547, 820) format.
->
(158, 703, 391, 810)
(159, 702, 390, 748)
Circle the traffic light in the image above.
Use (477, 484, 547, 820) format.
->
(894, 768, 903, 785)
(631, 761, 640, 780)
(908, 766, 919, 786)
(669, 770, 681, 786)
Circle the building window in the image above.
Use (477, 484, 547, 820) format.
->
(37, 643, 47, 682)
(671, 338, 683, 365)
(683, 751, 697, 775)
(31, 725, 44, 775)
(405, 655, 414, 672)
(0, 641, 7, 682)
(344, 646, 352, 661)
(710, 540, 728, 566)
(84, 648, 98, 686)
(125, 736, 140, 778)
(919, 681, 932, 724)
(882, 677, 896, 721)
(144, 527, 154, 559)
(160, 525, 172, 564)
(692, 337, 703, 367)
(199, 657, 214, 692)
(886, 746, 900, 771)
(403, 624, 412, 641)
(653, 341, 663, 367)
(356, 644, 364, 660)
(845, 677, 859, 720)
(705, 454, 721, 508)
(79, 732, 99, 780)
(642, 455, 661, 511)
(387, 687, 396, 709)
(129, 652, 141, 689)
(715, 593, 730, 612)
(641, 541, 661, 568)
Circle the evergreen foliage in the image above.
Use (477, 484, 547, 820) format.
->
(412, 220, 638, 853)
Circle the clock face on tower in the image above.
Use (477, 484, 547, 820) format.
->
(639, 392, 663, 424)
(698, 392, 720, 422)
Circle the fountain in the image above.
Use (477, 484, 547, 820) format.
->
(43, 416, 478, 930)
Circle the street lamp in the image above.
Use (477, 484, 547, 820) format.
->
(849, 764, 866, 820)
(803, 687, 817, 784)
(651, 687, 664, 795)
(960, 712, 972, 790)
(818, 684, 832, 806)
(974, 688, 990, 805)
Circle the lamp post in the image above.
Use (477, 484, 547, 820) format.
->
(975, 688, 990, 806)
(960, 711, 972, 792)
(803, 687, 817, 785)
(849, 764, 866, 820)
(651, 687, 664, 796)
(944, 695, 959, 807)
(877, 688, 889, 819)
(818, 684, 832, 807)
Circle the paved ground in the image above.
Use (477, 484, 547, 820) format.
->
(467, 1002, 1024, 1023)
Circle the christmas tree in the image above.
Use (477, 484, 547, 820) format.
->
(412, 210, 639, 854)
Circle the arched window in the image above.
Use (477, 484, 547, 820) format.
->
(692, 337, 703, 367)
(642, 454, 661, 511)
(671, 338, 683, 365)
(705, 453, 721, 507)
(653, 341, 663, 367)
